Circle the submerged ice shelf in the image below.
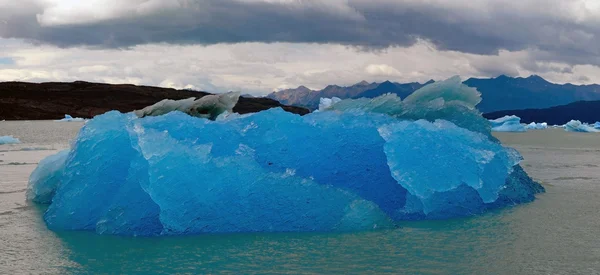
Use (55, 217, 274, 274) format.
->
(28, 77, 544, 236)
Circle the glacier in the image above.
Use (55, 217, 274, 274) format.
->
(489, 115, 526, 132)
(27, 77, 544, 236)
(0, 135, 21, 145)
(564, 120, 600, 133)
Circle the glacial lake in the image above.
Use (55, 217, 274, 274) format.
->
(1, 121, 599, 274)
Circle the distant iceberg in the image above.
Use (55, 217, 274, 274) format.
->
(56, 114, 86, 122)
(489, 115, 526, 132)
(564, 120, 600, 133)
(28, 77, 544, 236)
(524, 122, 548, 130)
(0, 135, 21, 145)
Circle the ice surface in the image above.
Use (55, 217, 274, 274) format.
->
(134, 92, 240, 120)
(324, 76, 492, 136)
(489, 115, 526, 132)
(29, 77, 543, 236)
(524, 122, 548, 130)
(56, 114, 86, 122)
(564, 120, 600, 133)
(0, 135, 21, 144)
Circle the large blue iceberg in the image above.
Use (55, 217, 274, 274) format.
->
(28, 77, 544, 236)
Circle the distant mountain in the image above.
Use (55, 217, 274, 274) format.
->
(267, 80, 429, 110)
(465, 75, 600, 113)
(266, 81, 378, 110)
(267, 75, 600, 112)
(484, 100, 600, 125)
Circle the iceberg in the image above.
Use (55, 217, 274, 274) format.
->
(134, 92, 240, 120)
(594, 122, 600, 129)
(0, 135, 21, 145)
(56, 114, 86, 122)
(489, 115, 526, 132)
(28, 77, 543, 236)
(564, 120, 600, 133)
(524, 122, 548, 130)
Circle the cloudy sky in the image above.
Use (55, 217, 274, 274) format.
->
(1, 0, 600, 95)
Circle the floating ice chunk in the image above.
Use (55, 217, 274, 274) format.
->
(317, 97, 342, 111)
(564, 120, 600, 133)
(0, 135, 21, 145)
(28, 77, 543, 236)
(524, 122, 548, 130)
(56, 114, 86, 122)
(134, 92, 240, 120)
(594, 122, 600, 129)
(489, 115, 526, 132)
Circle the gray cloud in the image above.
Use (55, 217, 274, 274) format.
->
(1, 0, 600, 67)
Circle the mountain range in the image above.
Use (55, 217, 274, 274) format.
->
(267, 75, 600, 113)
(266, 80, 432, 110)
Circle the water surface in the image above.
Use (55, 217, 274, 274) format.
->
(1, 122, 598, 274)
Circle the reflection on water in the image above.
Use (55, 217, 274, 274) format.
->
(0, 122, 599, 274)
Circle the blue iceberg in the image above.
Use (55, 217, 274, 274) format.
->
(594, 122, 600, 129)
(489, 115, 526, 132)
(56, 114, 86, 122)
(0, 135, 21, 145)
(524, 122, 548, 130)
(564, 120, 600, 133)
(28, 77, 544, 236)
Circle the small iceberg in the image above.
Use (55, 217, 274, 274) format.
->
(489, 115, 526, 132)
(594, 122, 600, 129)
(56, 114, 86, 122)
(564, 120, 600, 133)
(524, 122, 548, 130)
(0, 136, 21, 145)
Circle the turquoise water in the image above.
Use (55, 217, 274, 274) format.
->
(1, 122, 599, 274)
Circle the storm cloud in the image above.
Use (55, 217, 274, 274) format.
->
(2, 0, 600, 66)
